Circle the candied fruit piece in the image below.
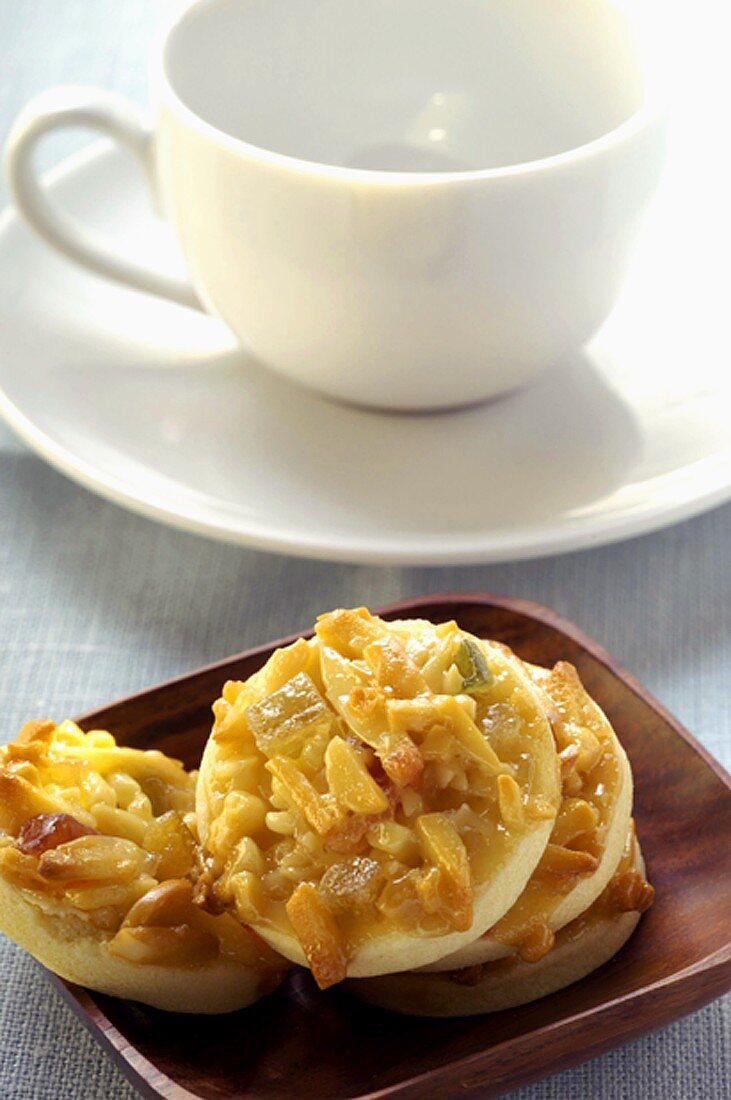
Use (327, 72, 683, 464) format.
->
(376, 868, 425, 929)
(245, 673, 333, 758)
(319, 856, 383, 912)
(16, 813, 98, 856)
(324, 814, 376, 856)
(454, 637, 493, 693)
(143, 811, 196, 879)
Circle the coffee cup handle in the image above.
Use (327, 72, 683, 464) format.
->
(4, 88, 202, 310)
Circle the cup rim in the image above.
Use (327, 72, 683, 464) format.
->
(158, 0, 666, 185)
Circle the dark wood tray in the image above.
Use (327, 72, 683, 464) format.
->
(49, 594, 730, 1100)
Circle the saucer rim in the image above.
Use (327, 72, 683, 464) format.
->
(0, 142, 730, 566)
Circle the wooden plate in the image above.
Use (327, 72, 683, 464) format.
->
(49, 594, 730, 1099)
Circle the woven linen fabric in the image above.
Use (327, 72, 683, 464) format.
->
(0, 1, 729, 1094)
(1, 447, 729, 1100)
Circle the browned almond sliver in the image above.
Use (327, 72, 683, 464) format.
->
(15, 720, 56, 746)
(122, 879, 194, 928)
(266, 757, 341, 836)
(416, 813, 473, 932)
(539, 843, 599, 876)
(286, 882, 347, 989)
(497, 774, 526, 830)
(38, 835, 149, 883)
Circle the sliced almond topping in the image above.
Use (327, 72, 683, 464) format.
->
(539, 843, 599, 876)
(346, 688, 424, 787)
(497, 774, 525, 830)
(368, 820, 420, 863)
(91, 804, 148, 847)
(229, 869, 265, 923)
(0, 771, 79, 835)
(38, 835, 150, 884)
(558, 741, 580, 779)
(211, 700, 250, 744)
(517, 921, 556, 963)
(414, 865, 444, 915)
(15, 719, 56, 746)
(416, 813, 468, 882)
(390, 696, 504, 774)
(551, 798, 601, 846)
(526, 796, 558, 821)
(416, 813, 473, 931)
(266, 757, 340, 835)
(286, 882, 348, 989)
(324, 737, 388, 814)
(122, 878, 193, 928)
(574, 729, 603, 773)
(222, 679, 246, 705)
(436, 698, 505, 772)
(65, 876, 156, 914)
(563, 772, 584, 797)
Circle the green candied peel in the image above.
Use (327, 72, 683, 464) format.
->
(454, 637, 494, 694)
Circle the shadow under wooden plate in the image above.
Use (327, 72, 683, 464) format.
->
(47, 594, 730, 1100)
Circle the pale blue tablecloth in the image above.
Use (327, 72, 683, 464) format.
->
(0, 3, 729, 1097)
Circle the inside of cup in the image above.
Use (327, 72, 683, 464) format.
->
(165, 0, 648, 173)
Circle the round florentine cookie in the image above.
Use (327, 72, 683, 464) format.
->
(196, 608, 561, 987)
(423, 660, 633, 971)
(0, 720, 288, 1013)
(347, 826, 653, 1016)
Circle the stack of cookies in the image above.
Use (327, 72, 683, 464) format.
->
(198, 607, 654, 1015)
(0, 607, 653, 1016)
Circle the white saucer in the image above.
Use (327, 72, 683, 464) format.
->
(0, 141, 729, 564)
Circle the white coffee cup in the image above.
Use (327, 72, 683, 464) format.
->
(5, 0, 665, 410)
